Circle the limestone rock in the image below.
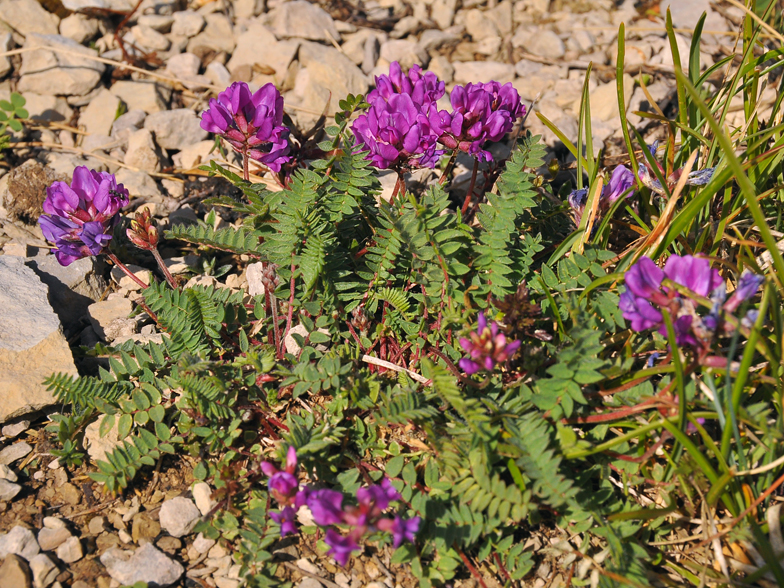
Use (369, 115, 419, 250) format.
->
(124, 128, 161, 173)
(0, 32, 12, 79)
(524, 30, 565, 59)
(0, 463, 18, 481)
(114, 169, 162, 199)
(111, 109, 146, 141)
(453, 61, 515, 84)
(431, 0, 458, 29)
(0, 257, 75, 423)
(191, 482, 216, 516)
(87, 297, 134, 342)
(79, 89, 121, 138)
(379, 40, 428, 70)
(18, 34, 104, 97)
(110, 80, 171, 114)
(272, 0, 340, 42)
(0, 555, 32, 588)
(55, 536, 82, 563)
(0, 526, 40, 560)
(0, 479, 21, 500)
(144, 108, 207, 151)
(130, 24, 170, 51)
(0, 442, 32, 464)
(172, 140, 219, 170)
(37, 528, 71, 552)
(171, 10, 204, 37)
(186, 13, 235, 55)
(159, 497, 200, 537)
(226, 21, 299, 86)
(83, 418, 121, 464)
(59, 14, 99, 45)
(100, 543, 184, 586)
(0, 0, 59, 36)
(29, 553, 57, 588)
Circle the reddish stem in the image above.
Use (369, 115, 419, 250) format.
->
(106, 251, 148, 289)
(281, 259, 296, 358)
(457, 549, 489, 588)
(242, 146, 250, 182)
(439, 150, 458, 185)
(150, 247, 179, 290)
(461, 158, 479, 215)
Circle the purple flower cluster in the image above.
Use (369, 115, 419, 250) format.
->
(38, 166, 129, 266)
(620, 255, 763, 349)
(200, 82, 290, 173)
(638, 141, 715, 195)
(353, 62, 525, 170)
(459, 312, 521, 375)
(568, 165, 635, 226)
(262, 448, 420, 566)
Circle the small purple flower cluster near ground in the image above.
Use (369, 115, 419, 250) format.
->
(459, 311, 521, 375)
(568, 164, 636, 226)
(261, 447, 420, 566)
(352, 62, 526, 171)
(200, 81, 291, 174)
(620, 254, 763, 350)
(638, 141, 715, 195)
(38, 166, 129, 266)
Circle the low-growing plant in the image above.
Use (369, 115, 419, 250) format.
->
(38, 10, 784, 588)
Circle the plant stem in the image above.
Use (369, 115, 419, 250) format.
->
(439, 150, 458, 185)
(106, 251, 148, 289)
(150, 247, 179, 290)
(242, 146, 250, 182)
(461, 158, 479, 215)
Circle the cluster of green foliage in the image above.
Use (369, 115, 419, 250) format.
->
(44, 12, 784, 588)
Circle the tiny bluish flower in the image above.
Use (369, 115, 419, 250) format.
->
(368, 61, 445, 109)
(324, 529, 361, 566)
(39, 166, 129, 266)
(270, 506, 298, 537)
(352, 93, 442, 170)
(435, 81, 525, 161)
(200, 81, 290, 172)
(638, 141, 714, 195)
(458, 312, 521, 374)
(724, 270, 764, 313)
(567, 188, 588, 226)
(741, 309, 759, 329)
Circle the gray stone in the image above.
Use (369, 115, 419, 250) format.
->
(83, 419, 121, 464)
(453, 61, 515, 84)
(0, 526, 40, 560)
(0, 463, 18, 481)
(379, 40, 428, 70)
(186, 13, 235, 55)
(166, 52, 201, 80)
(171, 10, 204, 37)
(124, 128, 161, 173)
(579, 74, 634, 122)
(25, 255, 107, 337)
(79, 89, 121, 138)
(0, 32, 12, 79)
(660, 0, 728, 32)
(0, 442, 32, 465)
(144, 108, 207, 151)
(191, 482, 215, 516)
(0, 478, 21, 500)
(524, 30, 565, 59)
(137, 14, 174, 32)
(172, 140, 218, 170)
(110, 80, 171, 114)
(29, 553, 57, 588)
(0, 257, 75, 423)
(111, 109, 146, 141)
(114, 169, 162, 199)
(272, 0, 339, 42)
(159, 496, 200, 537)
(18, 34, 104, 97)
(61, 0, 133, 9)
(55, 536, 82, 563)
(37, 528, 71, 552)
(0, 554, 32, 588)
(226, 21, 299, 86)
(87, 297, 134, 342)
(130, 24, 170, 51)
(1, 420, 29, 438)
(59, 14, 99, 44)
(100, 542, 184, 586)
(16, 93, 73, 123)
(0, 0, 59, 36)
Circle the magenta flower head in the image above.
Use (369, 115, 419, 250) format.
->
(723, 270, 764, 313)
(200, 81, 290, 172)
(356, 478, 401, 516)
(352, 93, 442, 170)
(369, 61, 445, 109)
(459, 312, 521, 375)
(377, 515, 421, 548)
(270, 506, 298, 537)
(299, 488, 345, 526)
(39, 166, 129, 266)
(324, 529, 360, 566)
(260, 445, 299, 506)
(436, 82, 525, 161)
(603, 165, 635, 203)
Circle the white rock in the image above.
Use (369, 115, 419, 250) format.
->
(192, 533, 215, 554)
(16, 93, 72, 123)
(111, 109, 146, 141)
(661, 0, 728, 32)
(42, 517, 67, 530)
(62, 0, 133, 9)
(0, 0, 59, 36)
(1, 420, 29, 438)
(172, 140, 217, 170)
(100, 543, 184, 587)
(137, 14, 174, 32)
(0, 479, 21, 500)
(55, 536, 82, 563)
(79, 89, 121, 137)
(144, 108, 207, 151)
(525, 30, 565, 59)
(171, 10, 205, 38)
(0, 32, 11, 79)
(226, 21, 299, 86)
(87, 297, 133, 342)
(0, 463, 18, 481)
(37, 527, 71, 551)
(0, 526, 40, 560)
(272, 0, 340, 42)
(453, 61, 515, 84)
(578, 74, 634, 122)
(124, 128, 161, 173)
(430, 0, 458, 29)
(191, 482, 216, 516)
(18, 34, 104, 97)
(130, 25, 170, 51)
(379, 40, 428, 70)
(464, 9, 499, 40)
(59, 14, 99, 44)
(166, 52, 201, 80)
(110, 80, 171, 114)
(186, 13, 235, 55)
(159, 497, 200, 537)
(205, 61, 231, 87)
(29, 553, 57, 588)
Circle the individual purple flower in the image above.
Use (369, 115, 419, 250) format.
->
(300, 488, 345, 526)
(435, 82, 525, 161)
(261, 445, 299, 506)
(662, 255, 723, 298)
(638, 141, 715, 195)
(567, 188, 588, 226)
(356, 478, 401, 515)
(324, 529, 361, 566)
(624, 257, 666, 302)
(602, 165, 635, 203)
(368, 61, 445, 109)
(741, 309, 759, 329)
(200, 81, 290, 173)
(352, 93, 442, 170)
(724, 270, 764, 313)
(39, 166, 129, 266)
(270, 506, 298, 537)
(686, 417, 706, 434)
(619, 290, 663, 332)
(458, 312, 521, 374)
(377, 515, 421, 548)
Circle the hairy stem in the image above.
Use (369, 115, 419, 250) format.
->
(150, 247, 179, 290)
(461, 158, 479, 215)
(106, 251, 148, 289)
